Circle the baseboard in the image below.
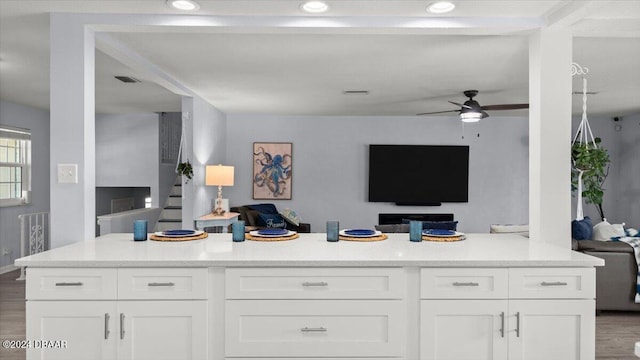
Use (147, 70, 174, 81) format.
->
(0, 264, 19, 275)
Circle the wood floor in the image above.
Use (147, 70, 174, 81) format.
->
(1, 268, 639, 360)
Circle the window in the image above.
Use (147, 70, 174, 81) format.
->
(0, 126, 31, 207)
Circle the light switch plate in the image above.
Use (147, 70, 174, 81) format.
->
(58, 163, 78, 184)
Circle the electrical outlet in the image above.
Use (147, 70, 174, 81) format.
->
(58, 163, 78, 184)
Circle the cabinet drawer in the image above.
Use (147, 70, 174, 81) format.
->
(226, 268, 405, 299)
(420, 268, 508, 299)
(509, 268, 595, 299)
(118, 268, 207, 300)
(225, 300, 404, 357)
(26, 268, 117, 300)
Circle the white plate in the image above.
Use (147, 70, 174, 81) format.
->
(249, 230, 297, 238)
(422, 230, 465, 238)
(339, 229, 382, 238)
(153, 230, 204, 238)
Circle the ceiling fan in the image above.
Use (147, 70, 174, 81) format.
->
(417, 90, 529, 122)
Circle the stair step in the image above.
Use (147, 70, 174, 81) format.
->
(166, 197, 182, 207)
(158, 219, 182, 223)
(165, 206, 182, 209)
(169, 195, 181, 198)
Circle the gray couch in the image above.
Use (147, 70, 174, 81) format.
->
(575, 240, 640, 311)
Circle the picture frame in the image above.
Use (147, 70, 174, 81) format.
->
(252, 142, 293, 200)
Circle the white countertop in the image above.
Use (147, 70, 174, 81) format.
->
(15, 233, 604, 268)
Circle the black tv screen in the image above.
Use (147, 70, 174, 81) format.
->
(368, 145, 469, 204)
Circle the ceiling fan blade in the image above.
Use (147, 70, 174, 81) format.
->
(481, 110, 489, 119)
(480, 103, 529, 111)
(416, 109, 460, 116)
(448, 101, 472, 109)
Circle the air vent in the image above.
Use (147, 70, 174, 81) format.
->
(343, 90, 369, 95)
(114, 76, 140, 83)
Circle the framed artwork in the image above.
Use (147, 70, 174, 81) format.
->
(253, 142, 293, 200)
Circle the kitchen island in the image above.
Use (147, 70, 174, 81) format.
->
(16, 233, 603, 360)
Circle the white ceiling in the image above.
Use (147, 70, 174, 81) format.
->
(1, 0, 639, 117)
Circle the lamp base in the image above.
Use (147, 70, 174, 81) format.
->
(212, 185, 226, 216)
(212, 207, 226, 216)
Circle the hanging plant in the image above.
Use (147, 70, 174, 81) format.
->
(177, 160, 193, 184)
(571, 138, 610, 208)
(570, 63, 610, 221)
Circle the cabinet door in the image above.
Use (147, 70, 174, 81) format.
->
(420, 300, 508, 360)
(117, 301, 207, 360)
(27, 301, 117, 360)
(508, 300, 595, 360)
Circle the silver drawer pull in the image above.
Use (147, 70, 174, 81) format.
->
(55, 282, 83, 286)
(120, 313, 125, 340)
(148, 282, 175, 287)
(302, 281, 328, 287)
(104, 313, 110, 340)
(452, 282, 479, 287)
(541, 281, 568, 286)
(301, 327, 327, 332)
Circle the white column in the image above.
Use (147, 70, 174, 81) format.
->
(528, 28, 573, 247)
(50, 15, 95, 247)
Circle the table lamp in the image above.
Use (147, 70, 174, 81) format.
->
(206, 164, 235, 215)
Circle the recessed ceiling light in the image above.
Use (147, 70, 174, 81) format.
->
(167, 0, 200, 11)
(301, 1, 329, 13)
(427, 1, 455, 14)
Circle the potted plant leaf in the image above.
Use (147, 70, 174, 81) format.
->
(571, 137, 610, 221)
(177, 159, 193, 184)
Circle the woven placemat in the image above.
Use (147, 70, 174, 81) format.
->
(150, 232, 209, 242)
(245, 233, 300, 241)
(339, 234, 388, 242)
(422, 234, 465, 242)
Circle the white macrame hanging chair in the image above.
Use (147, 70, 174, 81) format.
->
(571, 63, 598, 221)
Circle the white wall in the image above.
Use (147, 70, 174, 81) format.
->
(0, 100, 50, 271)
(225, 114, 529, 233)
(95, 113, 160, 207)
(182, 96, 227, 229)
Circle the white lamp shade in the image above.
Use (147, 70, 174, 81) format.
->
(206, 165, 234, 186)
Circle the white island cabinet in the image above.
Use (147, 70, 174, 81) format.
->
(16, 233, 603, 360)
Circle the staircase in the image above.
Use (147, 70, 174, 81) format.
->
(155, 178, 183, 232)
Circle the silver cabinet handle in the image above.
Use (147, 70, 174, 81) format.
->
(301, 327, 327, 332)
(302, 282, 328, 287)
(500, 312, 505, 338)
(452, 282, 479, 287)
(541, 281, 568, 286)
(55, 282, 83, 286)
(515, 312, 520, 337)
(120, 313, 125, 340)
(104, 313, 110, 340)
(147, 282, 175, 287)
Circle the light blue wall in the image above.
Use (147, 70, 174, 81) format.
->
(0, 100, 50, 270)
(225, 114, 530, 233)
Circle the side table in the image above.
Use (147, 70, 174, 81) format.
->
(195, 212, 239, 233)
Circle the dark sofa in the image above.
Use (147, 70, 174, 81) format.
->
(574, 240, 640, 311)
(230, 204, 311, 233)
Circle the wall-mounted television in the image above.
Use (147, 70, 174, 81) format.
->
(368, 145, 469, 205)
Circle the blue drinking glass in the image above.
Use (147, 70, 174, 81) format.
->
(326, 221, 339, 242)
(232, 220, 245, 242)
(133, 220, 148, 241)
(410, 220, 422, 242)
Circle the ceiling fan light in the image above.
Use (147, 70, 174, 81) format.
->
(460, 111, 482, 123)
(301, 1, 329, 13)
(167, 0, 200, 11)
(427, 1, 456, 14)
